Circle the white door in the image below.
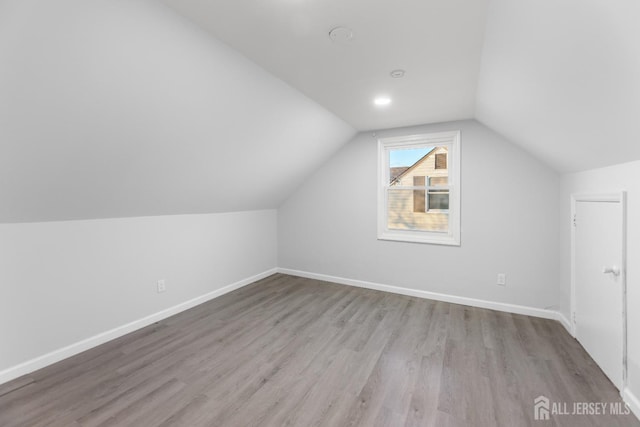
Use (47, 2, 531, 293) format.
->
(573, 196, 625, 390)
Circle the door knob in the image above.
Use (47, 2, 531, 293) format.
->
(602, 265, 620, 276)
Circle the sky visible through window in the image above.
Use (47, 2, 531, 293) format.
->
(389, 147, 433, 167)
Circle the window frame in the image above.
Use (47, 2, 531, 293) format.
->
(377, 130, 461, 246)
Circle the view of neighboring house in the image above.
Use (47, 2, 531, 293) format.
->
(388, 146, 449, 232)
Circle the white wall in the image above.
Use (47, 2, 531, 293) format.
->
(560, 161, 640, 407)
(476, 0, 640, 172)
(0, 0, 353, 223)
(0, 210, 277, 377)
(279, 120, 560, 310)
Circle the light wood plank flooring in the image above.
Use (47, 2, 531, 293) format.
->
(0, 274, 638, 426)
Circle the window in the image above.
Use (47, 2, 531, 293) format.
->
(378, 131, 460, 245)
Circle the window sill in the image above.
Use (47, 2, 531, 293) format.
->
(378, 230, 460, 246)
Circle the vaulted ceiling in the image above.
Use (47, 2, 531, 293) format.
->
(476, 0, 640, 172)
(0, 0, 354, 222)
(1, 0, 638, 222)
(163, 0, 490, 131)
(165, 0, 640, 173)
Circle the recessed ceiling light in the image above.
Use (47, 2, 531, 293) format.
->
(328, 27, 354, 43)
(390, 69, 405, 78)
(374, 96, 392, 106)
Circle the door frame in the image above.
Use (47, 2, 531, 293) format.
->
(570, 191, 627, 389)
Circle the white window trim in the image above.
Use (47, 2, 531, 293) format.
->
(377, 130, 461, 246)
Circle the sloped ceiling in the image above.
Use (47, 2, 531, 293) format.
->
(2, 0, 638, 224)
(165, 0, 640, 173)
(162, 0, 490, 131)
(0, 0, 354, 222)
(476, 0, 640, 172)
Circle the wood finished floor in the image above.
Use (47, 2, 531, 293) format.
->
(1, 274, 638, 427)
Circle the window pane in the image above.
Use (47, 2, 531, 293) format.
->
(429, 176, 448, 186)
(389, 147, 433, 185)
(389, 146, 448, 186)
(428, 192, 449, 210)
(387, 188, 449, 232)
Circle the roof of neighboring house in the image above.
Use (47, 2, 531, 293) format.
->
(390, 167, 410, 182)
(390, 147, 437, 185)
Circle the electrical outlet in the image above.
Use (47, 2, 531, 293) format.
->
(157, 279, 166, 293)
(497, 273, 506, 286)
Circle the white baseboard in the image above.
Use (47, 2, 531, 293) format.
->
(555, 312, 573, 336)
(623, 388, 640, 421)
(278, 268, 561, 321)
(0, 268, 277, 386)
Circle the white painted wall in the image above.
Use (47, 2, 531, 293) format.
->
(279, 120, 560, 310)
(0, 0, 354, 223)
(0, 210, 277, 376)
(477, 0, 640, 172)
(560, 161, 640, 408)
